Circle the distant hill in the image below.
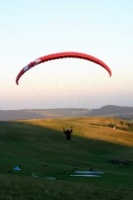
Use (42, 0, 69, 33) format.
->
(0, 105, 133, 121)
(87, 105, 133, 119)
(0, 108, 89, 121)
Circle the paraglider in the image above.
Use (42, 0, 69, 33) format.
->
(16, 51, 112, 85)
(63, 127, 73, 140)
(15, 51, 112, 140)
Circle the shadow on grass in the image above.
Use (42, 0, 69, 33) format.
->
(0, 119, 133, 172)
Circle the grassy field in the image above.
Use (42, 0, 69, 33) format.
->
(0, 117, 133, 200)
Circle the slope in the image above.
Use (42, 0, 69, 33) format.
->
(0, 117, 133, 200)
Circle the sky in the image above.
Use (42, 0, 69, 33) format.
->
(1, 0, 133, 110)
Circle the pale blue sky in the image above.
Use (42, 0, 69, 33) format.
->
(1, 0, 133, 109)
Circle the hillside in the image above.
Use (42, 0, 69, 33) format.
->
(0, 105, 133, 120)
(0, 116, 133, 199)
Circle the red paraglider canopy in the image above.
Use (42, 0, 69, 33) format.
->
(16, 52, 112, 85)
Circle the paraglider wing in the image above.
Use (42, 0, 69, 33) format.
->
(16, 52, 112, 85)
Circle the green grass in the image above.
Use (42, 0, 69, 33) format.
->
(0, 117, 133, 199)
